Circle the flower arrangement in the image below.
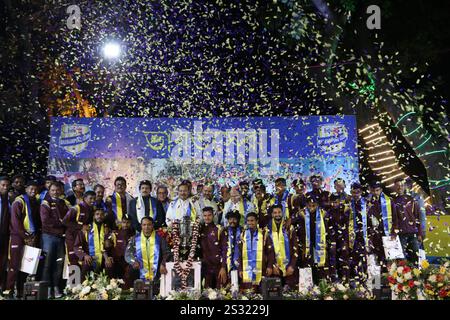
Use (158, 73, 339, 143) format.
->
(64, 271, 125, 300)
(286, 281, 373, 300)
(171, 220, 200, 289)
(420, 260, 449, 300)
(387, 260, 422, 300)
(387, 259, 450, 300)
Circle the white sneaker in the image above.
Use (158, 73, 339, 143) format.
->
(54, 287, 63, 299)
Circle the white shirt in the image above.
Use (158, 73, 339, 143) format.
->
(165, 198, 195, 226)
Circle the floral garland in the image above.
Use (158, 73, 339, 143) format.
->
(171, 220, 200, 289)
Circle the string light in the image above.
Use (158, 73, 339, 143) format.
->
(394, 111, 416, 127)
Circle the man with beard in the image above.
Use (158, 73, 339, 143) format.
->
(66, 179, 85, 206)
(239, 212, 275, 291)
(129, 180, 165, 232)
(63, 191, 95, 265)
(268, 205, 298, 289)
(106, 177, 134, 230)
(74, 208, 114, 280)
(199, 207, 227, 288)
(306, 175, 331, 210)
(0, 176, 11, 293)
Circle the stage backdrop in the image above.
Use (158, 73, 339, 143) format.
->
(48, 116, 358, 197)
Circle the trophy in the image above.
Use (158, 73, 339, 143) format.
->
(179, 215, 192, 259)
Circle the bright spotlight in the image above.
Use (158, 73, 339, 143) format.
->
(102, 42, 121, 59)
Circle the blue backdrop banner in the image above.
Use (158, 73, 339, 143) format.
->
(48, 116, 359, 196)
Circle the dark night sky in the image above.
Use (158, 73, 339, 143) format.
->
(0, 0, 449, 181)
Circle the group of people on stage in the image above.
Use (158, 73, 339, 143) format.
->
(0, 173, 426, 298)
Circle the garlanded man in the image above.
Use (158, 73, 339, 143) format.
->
(74, 208, 114, 280)
(222, 210, 242, 282)
(166, 182, 198, 226)
(367, 181, 398, 269)
(199, 207, 227, 289)
(326, 193, 351, 283)
(297, 195, 330, 284)
(222, 187, 255, 227)
(106, 177, 134, 230)
(348, 182, 369, 283)
(63, 191, 95, 265)
(6, 181, 41, 298)
(125, 217, 168, 292)
(252, 184, 272, 228)
(0, 176, 11, 292)
(393, 178, 422, 266)
(239, 212, 275, 291)
(129, 180, 165, 232)
(267, 205, 298, 289)
(306, 174, 331, 210)
(40, 182, 69, 298)
(66, 178, 85, 206)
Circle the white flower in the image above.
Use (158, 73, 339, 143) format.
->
(429, 275, 436, 282)
(343, 295, 349, 300)
(80, 286, 91, 296)
(324, 296, 333, 300)
(117, 279, 125, 285)
(336, 283, 346, 292)
(241, 296, 249, 300)
(396, 277, 403, 283)
(106, 285, 112, 291)
(397, 266, 404, 274)
(403, 272, 412, 280)
(402, 286, 410, 293)
(207, 290, 218, 300)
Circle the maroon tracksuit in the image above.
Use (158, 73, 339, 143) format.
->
(199, 223, 227, 289)
(6, 196, 41, 292)
(62, 202, 93, 265)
